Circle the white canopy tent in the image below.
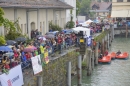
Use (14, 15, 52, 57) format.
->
(72, 27, 90, 37)
(81, 19, 93, 27)
(84, 19, 93, 24)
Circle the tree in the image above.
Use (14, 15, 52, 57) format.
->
(66, 9, 75, 29)
(0, 8, 5, 26)
(79, 0, 91, 16)
(97, 0, 101, 2)
(0, 7, 23, 40)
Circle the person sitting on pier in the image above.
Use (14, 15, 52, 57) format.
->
(116, 50, 121, 56)
(104, 50, 108, 56)
(99, 54, 103, 59)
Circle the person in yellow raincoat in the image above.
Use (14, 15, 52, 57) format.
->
(40, 43, 46, 54)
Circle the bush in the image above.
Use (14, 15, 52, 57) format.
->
(49, 21, 62, 31)
(66, 21, 75, 29)
(0, 36, 6, 45)
(5, 31, 24, 40)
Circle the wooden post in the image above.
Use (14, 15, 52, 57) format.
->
(77, 55, 82, 86)
(37, 76, 43, 86)
(92, 51, 94, 70)
(112, 25, 114, 39)
(107, 33, 109, 49)
(126, 24, 128, 38)
(67, 61, 71, 86)
(87, 49, 92, 76)
(95, 42, 99, 65)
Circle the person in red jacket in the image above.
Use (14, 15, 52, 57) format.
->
(104, 50, 108, 56)
(57, 34, 62, 53)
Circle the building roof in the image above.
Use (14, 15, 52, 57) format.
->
(91, 2, 112, 10)
(0, 0, 73, 9)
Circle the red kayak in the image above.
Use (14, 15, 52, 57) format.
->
(116, 52, 129, 59)
(108, 52, 116, 59)
(98, 56, 111, 63)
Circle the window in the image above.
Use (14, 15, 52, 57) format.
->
(117, 0, 123, 2)
(128, 0, 130, 2)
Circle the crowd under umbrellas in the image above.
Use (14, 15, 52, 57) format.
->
(0, 31, 78, 74)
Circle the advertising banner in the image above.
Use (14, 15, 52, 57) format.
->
(0, 64, 24, 86)
(44, 51, 49, 64)
(31, 55, 42, 75)
(87, 36, 92, 46)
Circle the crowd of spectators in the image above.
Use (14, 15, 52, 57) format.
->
(0, 31, 78, 75)
(0, 21, 110, 75)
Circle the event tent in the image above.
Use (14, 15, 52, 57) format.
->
(71, 27, 90, 37)
(80, 19, 93, 27)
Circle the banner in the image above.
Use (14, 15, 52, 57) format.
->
(44, 51, 49, 64)
(31, 55, 43, 75)
(87, 36, 92, 46)
(0, 64, 24, 86)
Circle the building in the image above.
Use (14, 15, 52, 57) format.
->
(60, 0, 76, 26)
(111, 0, 130, 17)
(0, 0, 73, 38)
(90, 2, 112, 18)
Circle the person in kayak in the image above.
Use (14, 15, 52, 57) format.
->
(99, 54, 103, 59)
(116, 50, 121, 56)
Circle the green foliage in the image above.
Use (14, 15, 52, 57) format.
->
(89, 12, 96, 17)
(97, 0, 101, 2)
(66, 21, 75, 29)
(82, 61, 87, 69)
(79, 0, 91, 16)
(49, 21, 62, 31)
(0, 8, 4, 26)
(0, 8, 24, 40)
(94, 30, 109, 42)
(5, 19, 24, 40)
(76, 0, 81, 16)
(66, 9, 75, 29)
(0, 36, 6, 45)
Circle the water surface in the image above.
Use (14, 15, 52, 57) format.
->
(72, 37, 130, 86)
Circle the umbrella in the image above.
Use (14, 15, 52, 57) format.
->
(36, 35, 44, 38)
(45, 34, 55, 39)
(23, 48, 34, 52)
(26, 46, 37, 50)
(6, 40, 17, 45)
(65, 32, 71, 35)
(15, 37, 26, 42)
(0, 46, 13, 52)
(38, 37, 46, 41)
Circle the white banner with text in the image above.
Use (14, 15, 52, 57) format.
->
(0, 64, 24, 86)
(31, 55, 43, 75)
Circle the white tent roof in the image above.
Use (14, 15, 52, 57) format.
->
(86, 19, 93, 23)
(72, 27, 90, 37)
(72, 27, 90, 31)
(82, 19, 93, 25)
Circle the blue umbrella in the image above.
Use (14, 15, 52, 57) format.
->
(0, 46, 13, 52)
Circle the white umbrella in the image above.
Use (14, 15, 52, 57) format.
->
(38, 37, 46, 40)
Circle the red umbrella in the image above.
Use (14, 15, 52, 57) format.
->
(23, 48, 34, 52)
